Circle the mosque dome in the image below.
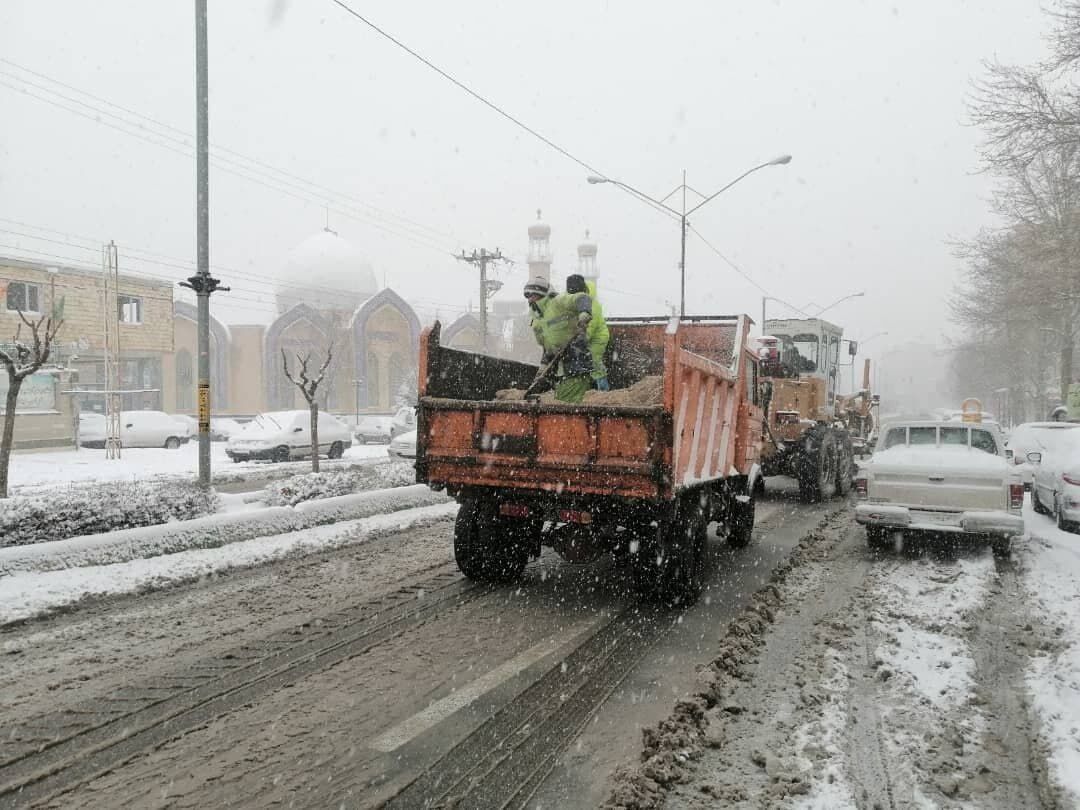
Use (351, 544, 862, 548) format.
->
(277, 228, 378, 313)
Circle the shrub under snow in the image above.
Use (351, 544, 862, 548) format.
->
(0, 482, 219, 548)
(263, 462, 416, 507)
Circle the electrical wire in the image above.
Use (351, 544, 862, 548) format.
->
(687, 224, 809, 317)
(0, 75, 460, 258)
(0, 58, 466, 247)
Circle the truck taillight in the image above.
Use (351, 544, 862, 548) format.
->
(558, 509, 592, 525)
(855, 477, 868, 500)
(1009, 483, 1024, 510)
(1063, 473, 1080, 487)
(499, 503, 531, 518)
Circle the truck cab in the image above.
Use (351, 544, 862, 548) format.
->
(762, 317, 844, 418)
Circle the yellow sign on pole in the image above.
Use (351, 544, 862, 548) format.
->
(198, 385, 210, 429)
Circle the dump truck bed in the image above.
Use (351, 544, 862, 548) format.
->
(416, 315, 762, 503)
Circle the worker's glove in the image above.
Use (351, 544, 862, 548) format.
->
(595, 377, 610, 392)
(576, 311, 590, 331)
(541, 351, 555, 365)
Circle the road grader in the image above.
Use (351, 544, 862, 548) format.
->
(757, 317, 878, 501)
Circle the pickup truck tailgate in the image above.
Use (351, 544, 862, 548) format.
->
(869, 446, 1007, 511)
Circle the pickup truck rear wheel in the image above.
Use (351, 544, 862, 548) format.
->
(1032, 487, 1049, 515)
(866, 527, 891, 551)
(454, 498, 528, 583)
(991, 536, 1012, 558)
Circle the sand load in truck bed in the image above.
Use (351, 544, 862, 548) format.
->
(494, 375, 662, 406)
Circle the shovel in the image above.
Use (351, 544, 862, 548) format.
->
(523, 340, 573, 400)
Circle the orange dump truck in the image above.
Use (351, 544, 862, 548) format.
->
(416, 314, 764, 603)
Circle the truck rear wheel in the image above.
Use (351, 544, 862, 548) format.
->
(727, 489, 756, 548)
(633, 496, 707, 606)
(454, 498, 528, 584)
(798, 430, 838, 502)
(835, 434, 854, 496)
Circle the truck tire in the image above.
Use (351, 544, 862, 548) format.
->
(633, 496, 707, 606)
(454, 498, 528, 584)
(866, 526, 890, 551)
(991, 536, 1012, 559)
(727, 489, 755, 548)
(798, 429, 838, 502)
(1033, 487, 1049, 515)
(835, 434, 854, 496)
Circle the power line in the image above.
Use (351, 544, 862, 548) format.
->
(329, 0, 605, 177)
(0, 58, 466, 248)
(687, 224, 809, 317)
(0, 75, 459, 258)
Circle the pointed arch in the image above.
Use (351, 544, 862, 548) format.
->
(350, 288, 421, 408)
(264, 302, 334, 409)
(441, 313, 483, 349)
(174, 301, 230, 408)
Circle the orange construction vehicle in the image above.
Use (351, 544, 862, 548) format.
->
(415, 314, 764, 604)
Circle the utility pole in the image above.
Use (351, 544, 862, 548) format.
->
(455, 249, 506, 351)
(102, 241, 121, 459)
(181, 0, 228, 488)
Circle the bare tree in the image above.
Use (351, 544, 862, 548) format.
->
(0, 310, 64, 498)
(282, 345, 333, 472)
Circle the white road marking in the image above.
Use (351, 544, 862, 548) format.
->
(369, 617, 602, 753)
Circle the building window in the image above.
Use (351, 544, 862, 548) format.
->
(6, 281, 41, 313)
(118, 295, 142, 324)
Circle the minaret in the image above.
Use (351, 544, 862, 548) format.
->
(577, 229, 598, 286)
(527, 209, 552, 284)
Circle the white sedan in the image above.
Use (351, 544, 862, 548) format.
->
(1006, 421, 1080, 489)
(225, 410, 352, 462)
(387, 429, 417, 461)
(1030, 430, 1080, 533)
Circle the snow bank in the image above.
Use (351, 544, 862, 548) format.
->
(0, 482, 219, 547)
(1021, 501, 1080, 805)
(7, 442, 390, 494)
(0, 484, 449, 577)
(0, 502, 459, 626)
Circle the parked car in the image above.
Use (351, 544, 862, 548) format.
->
(391, 405, 416, 438)
(225, 410, 352, 462)
(387, 429, 417, 461)
(1030, 430, 1080, 533)
(355, 415, 394, 444)
(80, 410, 191, 450)
(171, 414, 198, 440)
(210, 417, 244, 442)
(1005, 422, 1080, 490)
(855, 420, 1024, 555)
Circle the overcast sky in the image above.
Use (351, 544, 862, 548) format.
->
(0, 0, 1051, 360)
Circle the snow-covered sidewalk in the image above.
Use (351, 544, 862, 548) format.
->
(6, 442, 390, 494)
(1020, 499, 1080, 806)
(0, 501, 459, 626)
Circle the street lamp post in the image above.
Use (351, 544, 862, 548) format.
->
(587, 154, 791, 316)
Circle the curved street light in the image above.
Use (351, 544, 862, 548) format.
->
(586, 155, 792, 316)
(814, 291, 865, 318)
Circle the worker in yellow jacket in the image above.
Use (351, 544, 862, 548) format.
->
(566, 274, 610, 391)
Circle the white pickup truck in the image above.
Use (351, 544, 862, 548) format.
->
(854, 420, 1024, 555)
